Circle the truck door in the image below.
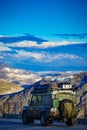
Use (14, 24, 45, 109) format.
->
(28, 95, 37, 117)
(35, 95, 42, 117)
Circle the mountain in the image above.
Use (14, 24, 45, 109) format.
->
(0, 63, 87, 89)
(0, 63, 8, 69)
(68, 72, 87, 87)
(79, 76, 87, 87)
(0, 79, 23, 95)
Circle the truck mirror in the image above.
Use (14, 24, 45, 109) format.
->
(73, 87, 78, 91)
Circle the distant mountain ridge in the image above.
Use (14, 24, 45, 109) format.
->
(0, 63, 8, 69)
(0, 63, 87, 90)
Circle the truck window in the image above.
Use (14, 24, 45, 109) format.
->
(31, 95, 37, 106)
(37, 95, 42, 105)
(42, 94, 51, 106)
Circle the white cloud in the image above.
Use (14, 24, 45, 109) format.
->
(14, 50, 43, 61)
(0, 56, 4, 59)
(6, 40, 85, 48)
(0, 45, 12, 51)
(14, 50, 83, 63)
(37, 40, 84, 48)
(8, 40, 38, 47)
(41, 41, 84, 48)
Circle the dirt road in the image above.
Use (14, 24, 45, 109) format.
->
(0, 118, 87, 130)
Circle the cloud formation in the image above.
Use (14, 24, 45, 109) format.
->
(0, 56, 4, 59)
(0, 34, 87, 71)
(0, 34, 47, 43)
(0, 44, 12, 51)
(54, 33, 87, 39)
(0, 34, 87, 49)
(6, 40, 85, 48)
(13, 50, 83, 63)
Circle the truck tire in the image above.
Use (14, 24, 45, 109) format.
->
(66, 118, 77, 126)
(22, 111, 29, 124)
(59, 99, 74, 119)
(49, 119, 53, 124)
(40, 113, 49, 126)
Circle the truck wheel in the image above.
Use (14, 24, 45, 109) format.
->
(59, 99, 74, 119)
(49, 120, 53, 124)
(40, 113, 49, 126)
(22, 112, 29, 124)
(66, 118, 76, 126)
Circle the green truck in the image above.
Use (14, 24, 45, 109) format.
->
(22, 82, 78, 126)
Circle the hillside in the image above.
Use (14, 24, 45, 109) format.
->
(0, 79, 23, 95)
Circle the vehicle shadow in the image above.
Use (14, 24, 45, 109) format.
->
(0, 118, 72, 128)
(26, 120, 69, 128)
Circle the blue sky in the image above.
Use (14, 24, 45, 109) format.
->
(0, 0, 87, 71)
